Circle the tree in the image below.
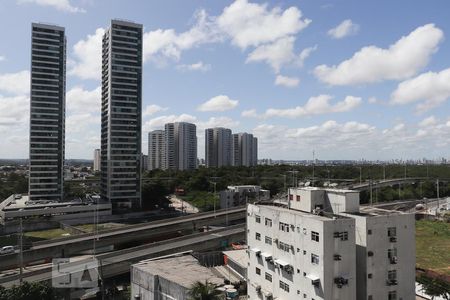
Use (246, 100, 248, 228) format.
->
(187, 280, 221, 300)
(0, 281, 61, 300)
(417, 274, 450, 300)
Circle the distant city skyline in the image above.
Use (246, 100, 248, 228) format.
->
(1, 1, 450, 160)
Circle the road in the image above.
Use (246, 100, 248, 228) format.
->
(169, 195, 199, 213)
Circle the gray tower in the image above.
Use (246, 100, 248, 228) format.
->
(100, 20, 143, 210)
(29, 23, 66, 202)
(205, 127, 232, 168)
(164, 122, 197, 171)
(148, 130, 165, 170)
(231, 133, 258, 167)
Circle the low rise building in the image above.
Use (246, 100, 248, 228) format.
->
(220, 185, 270, 209)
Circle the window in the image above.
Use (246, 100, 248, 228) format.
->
(265, 272, 272, 282)
(279, 222, 290, 232)
(279, 280, 290, 292)
(368, 273, 372, 279)
(289, 194, 293, 200)
(388, 248, 398, 261)
(296, 195, 301, 201)
(388, 227, 397, 237)
(311, 254, 320, 265)
(334, 231, 348, 241)
(255, 215, 261, 223)
(368, 229, 372, 235)
(279, 241, 291, 252)
(388, 270, 397, 281)
(265, 218, 272, 227)
(311, 231, 320, 242)
(388, 291, 397, 300)
(265, 236, 272, 245)
(368, 296, 373, 300)
(255, 232, 261, 241)
(256, 267, 261, 275)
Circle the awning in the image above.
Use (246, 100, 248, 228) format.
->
(274, 259, 289, 267)
(250, 248, 261, 253)
(261, 252, 272, 259)
(306, 274, 320, 283)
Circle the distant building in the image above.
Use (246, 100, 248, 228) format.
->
(100, 20, 143, 210)
(93, 149, 100, 171)
(232, 133, 258, 167)
(148, 130, 165, 170)
(29, 23, 66, 202)
(164, 122, 197, 171)
(219, 185, 270, 209)
(205, 127, 232, 168)
(141, 154, 148, 172)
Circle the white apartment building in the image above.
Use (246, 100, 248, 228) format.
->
(164, 122, 197, 171)
(93, 149, 100, 171)
(247, 203, 357, 300)
(284, 187, 415, 300)
(220, 185, 270, 209)
(232, 133, 258, 167)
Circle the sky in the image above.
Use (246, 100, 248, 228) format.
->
(0, 0, 450, 161)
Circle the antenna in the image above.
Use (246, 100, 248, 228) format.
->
(312, 150, 315, 187)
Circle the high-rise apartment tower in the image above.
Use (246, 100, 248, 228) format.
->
(164, 122, 197, 171)
(232, 132, 258, 167)
(29, 23, 66, 202)
(148, 130, 165, 170)
(205, 127, 232, 168)
(100, 19, 143, 210)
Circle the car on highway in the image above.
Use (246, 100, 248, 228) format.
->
(0, 246, 15, 255)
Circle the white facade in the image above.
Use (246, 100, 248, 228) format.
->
(220, 185, 270, 209)
(247, 204, 357, 300)
(283, 187, 416, 300)
(232, 133, 258, 167)
(164, 122, 197, 171)
(148, 130, 165, 170)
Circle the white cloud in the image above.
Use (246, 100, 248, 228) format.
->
(66, 113, 99, 134)
(143, 104, 168, 116)
(143, 10, 219, 63)
(216, 0, 311, 49)
(143, 114, 197, 132)
(241, 109, 260, 118)
(368, 97, 378, 104)
(66, 86, 101, 114)
(315, 24, 444, 85)
(69, 28, 105, 80)
(197, 95, 239, 112)
(419, 116, 437, 127)
(328, 19, 359, 39)
(275, 75, 300, 87)
(176, 61, 211, 72)
(197, 117, 239, 130)
(391, 67, 450, 113)
(0, 56, 5, 62)
(0, 70, 30, 95)
(298, 45, 317, 67)
(0, 95, 29, 127)
(17, 0, 85, 13)
(264, 95, 361, 118)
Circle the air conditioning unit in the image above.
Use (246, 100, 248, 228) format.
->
(285, 265, 294, 274)
(389, 237, 397, 242)
(390, 256, 398, 264)
(334, 254, 342, 261)
(386, 279, 398, 286)
(256, 285, 261, 293)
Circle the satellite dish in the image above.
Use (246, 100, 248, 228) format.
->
(323, 182, 329, 187)
(305, 181, 311, 187)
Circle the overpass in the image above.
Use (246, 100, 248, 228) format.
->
(0, 207, 246, 270)
(0, 225, 245, 287)
(350, 177, 426, 191)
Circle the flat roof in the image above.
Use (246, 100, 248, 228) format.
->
(251, 203, 350, 221)
(223, 249, 247, 268)
(133, 255, 223, 288)
(290, 187, 358, 194)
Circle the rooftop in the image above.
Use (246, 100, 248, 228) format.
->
(251, 203, 350, 221)
(223, 249, 248, 268)
(133, 255, 223, 288)
(349, 206, 406, 217)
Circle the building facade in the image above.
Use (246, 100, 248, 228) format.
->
(219, 185, 270, 209)
(164, 122, 197, 171)
(205, 127, 232, 168)
(232, 132, 258, 167)
(148, 130, 165, 170)
(29, 23, 66, 202)
(93, 149, 100, 171)
(100, 19, 143, 210)
(247, 203, 357, 300)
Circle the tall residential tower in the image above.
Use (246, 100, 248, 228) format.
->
(148, 130, 165, 170)
(232, 132, 258, 167)
(164, 122, 197, 171)
(205, 127, 232, 168)
(100, 20, 143, 210)
(29, 23, 66, 202)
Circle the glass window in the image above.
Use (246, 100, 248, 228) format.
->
(255, 232, 261, 241)
(265, 272, 272, 282)
(279, 280, 290, 292)
(256, 267, 261, 275)
(265, 218, 272, 227)
(311, 231, 320, 242)
(255, 215, 261, 223)
(311, 254, 320, 265)
(265, 236, 272, 245)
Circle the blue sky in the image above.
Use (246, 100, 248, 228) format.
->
(0, 0, 450, 160)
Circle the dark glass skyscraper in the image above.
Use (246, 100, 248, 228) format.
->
(100, 20, 143, 210)
(29, 23, 66, 202)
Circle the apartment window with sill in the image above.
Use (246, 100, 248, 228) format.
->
(311, 231, 320, 242)
(279, 222, 290, 232)
(279, 280, 290, 292)
(388, 227, 397, 237)
(265, 218, 272, 227)
(265, 272, 272, 282)
(255, 232, 261, 241)
(265, 236, 272, 245)
(256, 267, 261, 275)
(255, 215, 261, 223)
(279, 241, 291, 252)
(311, 254, 320, 265)
(388, 291, 397, 300)
(296, 195, 301, 201)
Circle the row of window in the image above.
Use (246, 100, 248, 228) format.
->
(255, 215, 321, 242)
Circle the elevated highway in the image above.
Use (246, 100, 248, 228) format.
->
(0, 207, 246, 270)
(0, 225, 245, 287)
(350, 177, 426, 191)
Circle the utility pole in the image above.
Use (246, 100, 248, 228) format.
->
(436, 179, 440, 211)
(312, 150, 315, 187)
(359, 166, 362, 185)
(383, 164, 386, 181)
(19, 217, 23, 283)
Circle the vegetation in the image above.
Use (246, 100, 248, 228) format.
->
(188, 280, 221, 300)
(24, 228, 70, 240)
(75, 222, 126, 233)
(180, 191, 219, 212)
(0, 281, 62, 300)
(417, 274, 450, 300)
(0, 173, 27, 200)
(416, 220, 450, 276)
